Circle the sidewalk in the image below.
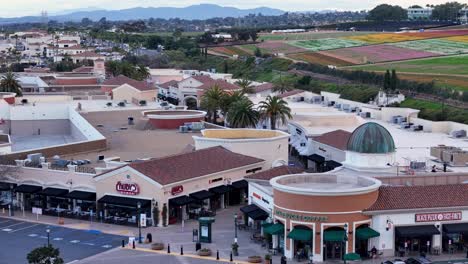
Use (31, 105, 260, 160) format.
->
(2, 208, 468, 264)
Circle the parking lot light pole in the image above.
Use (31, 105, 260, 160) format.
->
(234, 213, 238, 243)
(9, 185, 14, 217)
(46, 229, 50, 247)
(137, 202, 142, 244)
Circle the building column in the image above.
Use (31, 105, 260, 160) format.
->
(432, 223, 442, 253)
(220, 194, 225, 209)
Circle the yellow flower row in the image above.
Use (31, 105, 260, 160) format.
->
(444, 36, 468, 43)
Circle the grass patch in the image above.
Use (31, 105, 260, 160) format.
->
(399, 98, 468, 124)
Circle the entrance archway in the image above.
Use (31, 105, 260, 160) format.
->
(355, 224, 370, 258)
(323, 226, 346, 261)
(288, 225, 313, 261)
(183, 96, 198, 110)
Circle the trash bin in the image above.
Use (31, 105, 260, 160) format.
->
(281, 256, 287, 264)
(196, 242, 201, 251)
(146, 233, 152, 243)
(128, 117, 134, 125)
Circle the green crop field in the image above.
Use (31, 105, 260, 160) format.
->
(258, 31, 376, 41)
(391, 39, 468, 55)
(349, 55, 468, 75)
(290, 38, 367, 51)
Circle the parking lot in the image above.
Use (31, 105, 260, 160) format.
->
(0, 217, 125, 264)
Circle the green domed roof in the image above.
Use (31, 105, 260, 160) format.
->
(347, 122, 395, 154)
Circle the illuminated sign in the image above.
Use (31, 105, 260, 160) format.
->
(171, 185, 184, 196)
(116, 181, 139, 195)
(275, 209, 328, 222)
(415, 212, 462, 222)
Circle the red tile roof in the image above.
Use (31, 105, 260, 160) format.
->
(47, 77, 98, 86)
(278, 89, 304, 98)
(127, 146, 264, 185)
(72, 66, 94, 73)
(365, 184, 468, 212)
(312, 130, 352, 151)
(158, 80, 179, 89)
(245, 165, 304, 181)
(103, 75, 155, 91)
(254, 83, 274, 93)
(72, 51, 103, 58)
(190, 75, 240, 91)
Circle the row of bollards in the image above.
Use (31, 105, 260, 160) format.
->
(124, 239, 282, 263)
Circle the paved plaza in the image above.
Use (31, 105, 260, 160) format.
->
(1, 207, 467, 264)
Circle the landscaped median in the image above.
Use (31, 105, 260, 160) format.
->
(123, 243, 253, 264)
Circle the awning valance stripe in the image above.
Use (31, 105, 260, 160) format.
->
(231, 180, 248, 189)
(264, 223, 284, 235)
(15, 184, 42, 194)
(66, 191, 96, 201)
(396, 225, 440, 238)
(288, 228, 313, 241)
(442, 223, 468, 234)
(98, 195, 150, 208)
(209, 185, 231, 194)
(40, 188, 69, 197)
(189, 190, 215, 201)
(355, 227, 380, 240)
(169, 195, 195, 206)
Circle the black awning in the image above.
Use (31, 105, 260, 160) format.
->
(66, 191, 96, 201)
(189, 190, 215, 201)
(169, 195, 195, 206)
(326, 160, 342, 169)
(40, 188, 69, 197)
(307, 154, 325, 163)
(443, 223, 468, 234)
(231, 180, 248, 189)
(0, 182, 15, 191)
(98, 195, 150, 208)
(240, 204, 261, 214)
(209, 185, 231, 195)
(396, 225, 440, 238)
(15, 184, 42, 194)
(248, 209, 269, 221)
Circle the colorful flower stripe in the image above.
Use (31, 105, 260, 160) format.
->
(256, 41, 307, 54)
(392, 39, 468, 55)
(290, 38, 367, 52)
(345, 29, 468, 44)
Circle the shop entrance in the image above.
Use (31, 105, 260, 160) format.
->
(287, 225, 313, 261)
(355, 224, 380, 258)
(442, 223, 468, 253)
(323, 227, 346, 261)
(395, 225, 440, 257)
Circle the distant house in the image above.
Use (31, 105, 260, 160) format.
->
(407, 7, 433, 20)
(102, 75, 157, 104)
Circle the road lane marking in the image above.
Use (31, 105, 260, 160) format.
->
(28, 234, 38, 237)
(53, 238, 63, 241)
(102, 245, 112, 248)
(2, 228, 13, 231)
(2, 222, 27, 229)
(70, 240, 80, 243)
(0, 220, 11, 225)
(9, 224, 39, 233)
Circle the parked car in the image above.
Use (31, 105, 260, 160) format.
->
(405, 257, 432, 264)
(383, 259, 405, 264)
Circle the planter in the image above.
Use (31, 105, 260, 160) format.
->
(248, 256, 263, 263)
(197, 249, 212, 256)
(58, 218, 64, 225)
(151, 243, 165, 250)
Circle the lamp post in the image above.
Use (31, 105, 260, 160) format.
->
(137, 201, 142, 244)
(234, 213, 238, 243)
(46, 228, 50, 247)
(9, 184, 14, 217)
(343, 223, 348, 260)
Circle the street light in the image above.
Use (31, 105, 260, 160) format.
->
(234, 213, 238, 243)
(137, 201, 142, 244)
(46, 228, 50, 247)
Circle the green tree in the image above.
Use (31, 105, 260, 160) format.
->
(235, 79, 255, 94)
(432, 2, 466, 21)
(258, 95, 292, 130)
(220, 90, 245, 119)
(272, 76, 294, 94)
(226, 98, 259, 128)
(0, 71, 22, 96)
(390, 69, 398, 91)
(367, 4, 408, 21)
(223, 60, 229, 73)
(254, 47, 262, 57)
(27, 245, 64, 264)
(136, 65, 150, 80)
(383, 70, 391, 91)
(200, 85, 224, 123)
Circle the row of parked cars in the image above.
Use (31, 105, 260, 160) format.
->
(383, 257, 432, 264)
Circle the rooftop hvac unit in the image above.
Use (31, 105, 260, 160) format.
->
(410, 161, 426, 170)
(179, 126, 189, 133)
(452, 130, 467, 138)
(27, 153, 43, 165)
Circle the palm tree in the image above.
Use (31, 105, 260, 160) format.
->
(0, 71, 22, 96)
(272, 76, 294, 94)
(258, 95, 292, 130)
(235, 79, 255, 94)
(136, 65, 150, 81)
(200, 85, 224, 123)
(219, 90, 245, 117)
(226, 98, 259, 128)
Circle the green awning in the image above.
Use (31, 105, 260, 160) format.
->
(262, 222, 273, 228)
(264, 223, 284, 235)
(344, 253, 361, 261)
(324, 230, 346, 242)
(356, 227, 380, 240)
(287, 228, 313, 241)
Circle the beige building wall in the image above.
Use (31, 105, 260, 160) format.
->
(112, 84, 157, 103)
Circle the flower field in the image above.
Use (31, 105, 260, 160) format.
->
(258, 31, 375, 41)
(256, 41, 307, 54)
(345, 29, 468, 44)
(288, 52, 353, 66)
(290, 38, 367, 51)
(392, 39, 468, 55)
(319, 45, 438, 64)
(444, 35, 468, 43)
(209, 46, 252, 57)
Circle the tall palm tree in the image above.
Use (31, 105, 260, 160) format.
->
(235, 79, 255, 94)
(219, 90, 245, 117)
(136, 65, 150, 81)
(0, 71, 22, 96)
(272, 76, 294, 94)
(226, 98, 259, 128)
(200, 84, 224, 123)
(258, 95, 292, 130)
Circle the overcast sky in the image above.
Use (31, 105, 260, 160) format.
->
(0, 0, 459, 17)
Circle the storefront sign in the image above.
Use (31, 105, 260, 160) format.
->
(116, 181, 140, 195)
(275, 209, 328, 222)
(171, 185, 183, 196)
(415, 212, 462, 222)
(140, 213, 147, 227)
(253, 192, 270, 205)
(209, 178, 223, 184)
